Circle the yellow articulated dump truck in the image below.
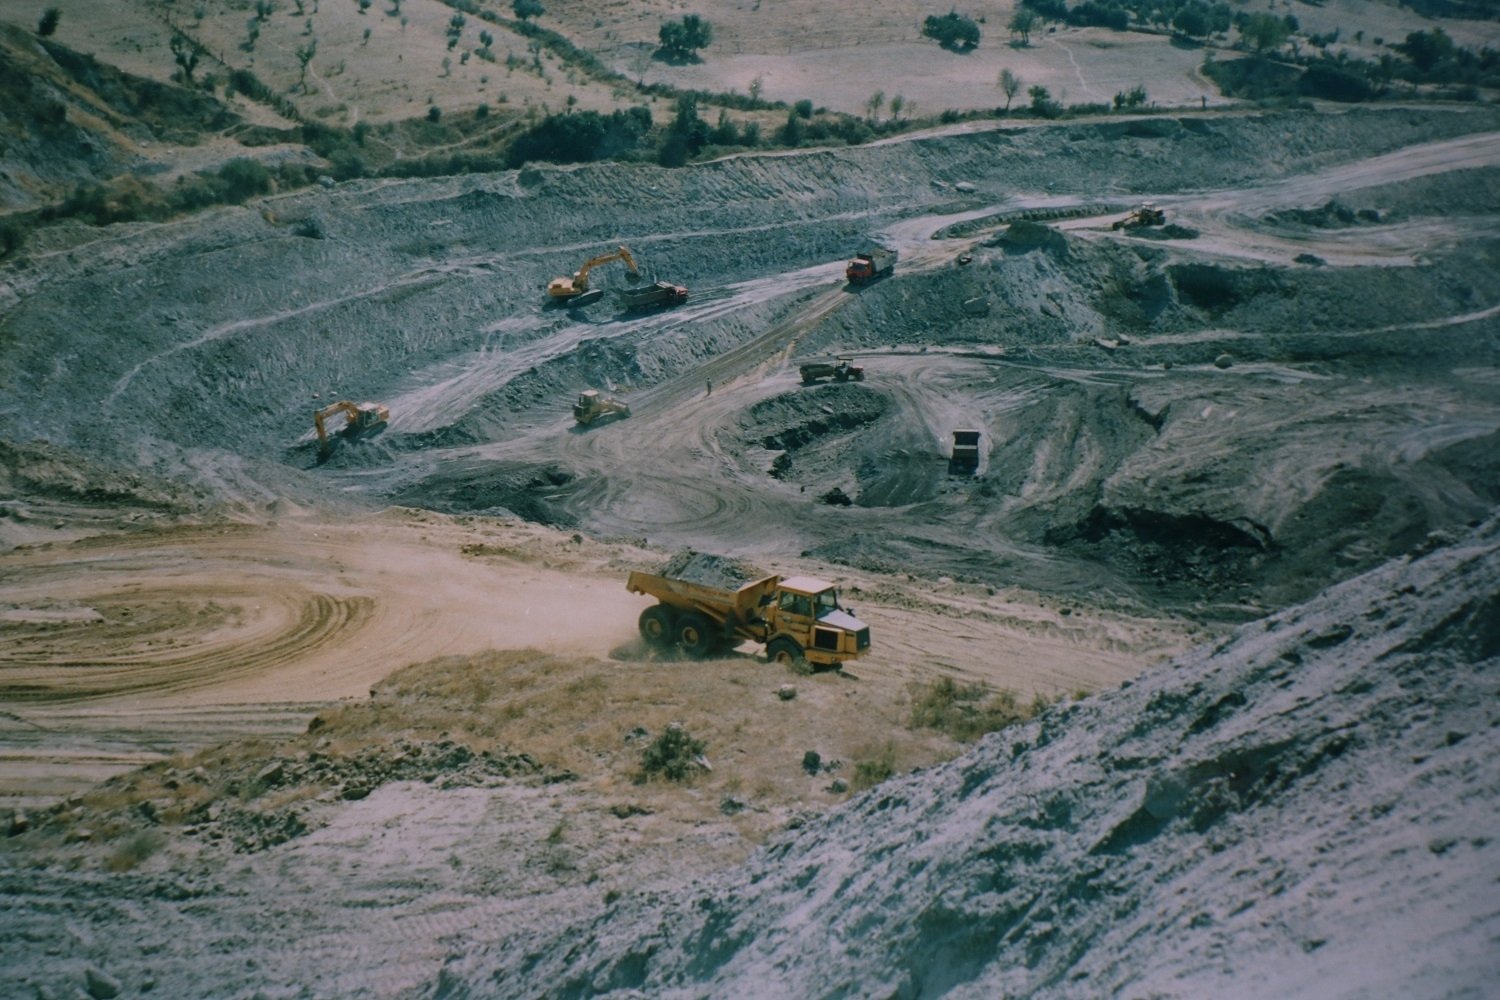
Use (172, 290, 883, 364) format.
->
(626, 569, 870, 668)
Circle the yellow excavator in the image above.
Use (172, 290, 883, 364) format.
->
(547, 245, 640, 307)
(314, 400, 389, 457)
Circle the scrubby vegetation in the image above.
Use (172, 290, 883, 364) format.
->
(637, 724, 707, 783)
(850, 748, 896, 791)
(1009, 0, 1497, 104)
(3, 0, 1491, 261)
(908, 676, 1053, 743)
(506, 106, 653, 167)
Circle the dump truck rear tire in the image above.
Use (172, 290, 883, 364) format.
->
(639, 605, 675, 647)
(676, 613, 714, 657)
(767, 637, 804, 667)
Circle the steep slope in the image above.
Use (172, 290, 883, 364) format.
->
(0, 22, 240, 213)
(435, 518, 1500, 999)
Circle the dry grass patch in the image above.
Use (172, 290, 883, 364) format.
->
(908, 676, 1056, 744)
(7, 647, 997, 865)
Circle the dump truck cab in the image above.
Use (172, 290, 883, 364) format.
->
(845, 247, 897, 284)
(765, 575, 870, 666)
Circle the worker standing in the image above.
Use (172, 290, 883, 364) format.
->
(706, 378, 712, 396)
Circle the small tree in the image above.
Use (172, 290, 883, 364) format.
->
(625, 44, 651, 85)
(512, 0, 544, 20)
(1009, 8, 1036, 46)
(888, 93, 905, 120)
(1208, 3, 1232, 39)
(171, 33, 200, 85)
(1173, 4, 1209, 41)
(1241, 12, 1291, 55)
(779, 110, 805, 146)
(748, 75, 764, 102)
(1028, 84, 1059, 118)
(708, 109, 734, 145)
(1113, 84, 1148, 110)
(37, 7, 61, 37)
(865, 89, 884, 120)
(1398, 28, 1455, 74)
(997, 68, 1020, 111)
(922, 11, 981, 52)
(297, 39, 317, 89)
(657, 14, 713, 62)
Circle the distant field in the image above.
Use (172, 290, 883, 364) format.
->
(5, 0, 1492, 132)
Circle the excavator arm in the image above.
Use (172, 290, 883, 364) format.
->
(548, 245, 640, 299)
(314, 401, 389, 453)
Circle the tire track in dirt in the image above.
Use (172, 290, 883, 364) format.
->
(0, 583, 374, 703)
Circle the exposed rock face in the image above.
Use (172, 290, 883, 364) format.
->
(435, 520, 1500, 999)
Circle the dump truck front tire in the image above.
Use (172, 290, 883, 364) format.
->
(767, 637, 805, 667)
(639, 605, 675, 647)
(676, 613, 714, 657)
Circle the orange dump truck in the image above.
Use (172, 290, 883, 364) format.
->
(845, 248, 897, 284)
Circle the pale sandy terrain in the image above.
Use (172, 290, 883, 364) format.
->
(0, 507, 1190, 807)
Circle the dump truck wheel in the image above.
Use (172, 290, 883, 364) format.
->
(766, 637, 805, 668)
(676, 613, 714, 657)
(638, 605, 675, 647)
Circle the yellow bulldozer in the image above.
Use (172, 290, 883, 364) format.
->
(547, 245, 640, 307)
(573, 389, 631, 426)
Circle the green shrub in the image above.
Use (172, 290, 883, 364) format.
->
(216, 158, 272, 203)
(0, 217, 27, 257)
(923, 12, 981, 51)
(638, 724, 705, 782)
(506, 107, 651, 167)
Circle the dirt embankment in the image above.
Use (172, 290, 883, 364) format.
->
(436, 517, 1500, 1000)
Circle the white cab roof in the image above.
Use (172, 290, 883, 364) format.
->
(779, 575, 833, 594)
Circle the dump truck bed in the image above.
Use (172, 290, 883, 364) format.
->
(618, 281, 688, 309)
(626, 571, 778, 623)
